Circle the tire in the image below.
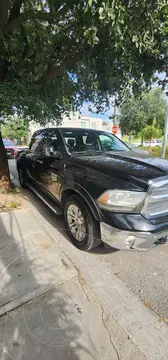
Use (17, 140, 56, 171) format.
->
(18, 166, 28, 189)
(64, 194, 102, 251)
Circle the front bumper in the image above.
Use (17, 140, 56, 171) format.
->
(100, 222, 168, 251)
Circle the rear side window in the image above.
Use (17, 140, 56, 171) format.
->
(42, 129, 59, 154)
(29, 130, 45, 153)
(61, 130, 100, 153)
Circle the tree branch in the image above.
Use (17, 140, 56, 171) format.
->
(48, 53, 81, 80)
(20, 25, 29, 60)
(4, 9, 66, 34)
(8, 0, 24, 23)
(0, 0, 9, 29)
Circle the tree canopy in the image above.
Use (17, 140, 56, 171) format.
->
(120, 88, 167, 135)
(1, 117, 29, 144)
(0, 0, 167, 124)
(141, 123, 161, 147)
(0, 0, 168, 182)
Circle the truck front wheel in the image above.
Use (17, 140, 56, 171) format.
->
(64, 194, 101, 251)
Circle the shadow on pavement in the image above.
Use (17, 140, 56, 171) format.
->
(22, 187, 118, 255)
(9, 159, 118, 256)
(0, 211, 93, 359)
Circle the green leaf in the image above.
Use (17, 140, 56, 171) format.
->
(99, 7, 104, 16)
(132, 35, 138, 43)
(164, 27, 168, 33)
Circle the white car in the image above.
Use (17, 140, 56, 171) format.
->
(144, 139, 162, 148)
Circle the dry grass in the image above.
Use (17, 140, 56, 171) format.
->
(139, 146, 168, 159)
(0, 183, 23, 212)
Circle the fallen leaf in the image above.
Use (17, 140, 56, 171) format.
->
(40, 244, 51, 250)
(144, 301, 151, 309)
(163, 316, 168, 323)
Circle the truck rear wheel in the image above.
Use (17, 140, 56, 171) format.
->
(18, 166, 28, 189)
(64, 194, 102, 251)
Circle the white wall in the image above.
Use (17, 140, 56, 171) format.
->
(29, 113, 112, 138)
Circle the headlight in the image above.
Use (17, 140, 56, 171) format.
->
(97, 190, 146, 212)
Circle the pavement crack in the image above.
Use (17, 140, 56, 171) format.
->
(76, 273, 92, 303)
(57, 240, 91, 302)
(97, 301, 120, 360)
(57, 240, 120, 360)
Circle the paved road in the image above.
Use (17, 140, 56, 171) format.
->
(9, 158, 18, 179)
(9, 159, 168, 323)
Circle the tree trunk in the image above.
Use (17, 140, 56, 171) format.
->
(0, 130, 11, 188)
(148, 138, 152, 151)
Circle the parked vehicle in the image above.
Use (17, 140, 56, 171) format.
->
(17, 128, 168, 251)
(132, 142, 142, 148)
(144, 139, 163, 148)
(3, 139, 16, 158)
(126, 143, 149, 155)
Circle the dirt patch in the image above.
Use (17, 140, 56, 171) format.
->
(0, 185, 24, 212)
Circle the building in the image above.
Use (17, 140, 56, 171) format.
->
(29, 113, 112, 138)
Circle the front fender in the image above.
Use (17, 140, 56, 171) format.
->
(61, 181, 101, 222)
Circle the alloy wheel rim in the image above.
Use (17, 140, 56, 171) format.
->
(67, 204, 86, 242)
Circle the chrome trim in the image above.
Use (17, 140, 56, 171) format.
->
(100, 222, 168, 251)
(148, 175, 168, 188)
(141, 176, 168, 219)
(27, 183, 62, 215)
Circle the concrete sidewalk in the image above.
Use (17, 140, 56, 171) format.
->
(0, 208, 76, 314)
(0, 207, 145, 360)
(8, 165, 168, 360)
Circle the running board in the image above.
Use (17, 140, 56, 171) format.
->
(27, 183, 62, 215)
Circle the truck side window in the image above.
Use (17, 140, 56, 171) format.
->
(42, 130, 59, 154)
(29, 131, 44, 153)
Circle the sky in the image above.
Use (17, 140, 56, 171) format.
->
(80, 102, 114, 120)
(81, 72, 167, 120)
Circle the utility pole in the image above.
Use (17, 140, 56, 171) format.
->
(113, 96, 117, 126)
(162, 85, 168, 159)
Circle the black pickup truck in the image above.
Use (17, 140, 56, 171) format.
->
(17, 127, 168, 251)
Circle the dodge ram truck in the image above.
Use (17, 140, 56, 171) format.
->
(17, 127, 168, 251)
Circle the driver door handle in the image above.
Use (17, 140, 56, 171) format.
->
(36, 159, 43, 164)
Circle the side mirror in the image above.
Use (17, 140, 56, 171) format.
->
(44, 146, 56, 157)
(44, 146, 62, 159)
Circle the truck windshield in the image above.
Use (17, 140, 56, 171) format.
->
(61, 130, 129, 153)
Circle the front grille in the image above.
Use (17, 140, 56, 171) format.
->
(141, 177, 168, 219)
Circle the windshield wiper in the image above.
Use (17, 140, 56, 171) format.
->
(104, 149, 128, 152)
(74, 150, 102, 155)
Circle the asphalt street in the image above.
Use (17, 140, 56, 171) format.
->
(9, 159, 168, 323)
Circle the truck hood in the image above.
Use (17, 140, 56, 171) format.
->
(73, 151, 168, 189)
